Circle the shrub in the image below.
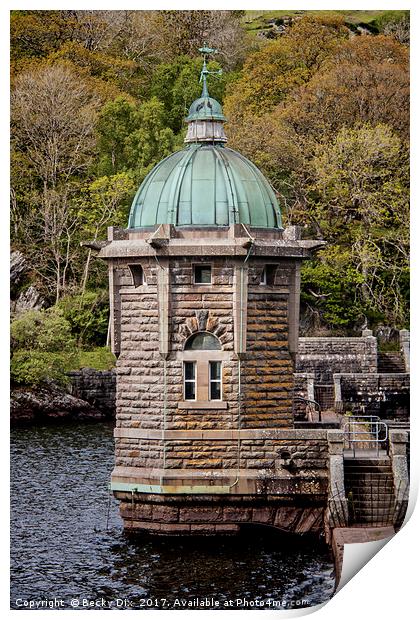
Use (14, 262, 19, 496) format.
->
(57, 290, 109, 347)
(77, 347, 116, 371)
(11, 308, 77, 386)
(11, 350, 78, 387)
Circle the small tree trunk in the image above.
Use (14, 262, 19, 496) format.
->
(80, 248, 92, 296)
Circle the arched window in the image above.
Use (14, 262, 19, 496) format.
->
(184, 332, 221, 351)
(182, 332, 223, 403)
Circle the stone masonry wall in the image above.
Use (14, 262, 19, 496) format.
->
(297, 336, 378, 380)
(338, 373, 410, 418)
(242, 263, 294, 428)
(168, 257, 237, 429)
(114, 258, 163, 477)
(68, 368, 116, 416)
(113, 429, 329, 471)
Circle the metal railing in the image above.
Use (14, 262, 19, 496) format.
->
(343, 415, 388, 457)
(328, 480, 409, 529)
(294, 396, 321, 422)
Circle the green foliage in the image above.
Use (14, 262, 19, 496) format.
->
(11, 308, 78, 386)
(11, 308, 75, 352)
(57, 291, 110, 346)
(124, 97, 181, 176)
(150, 56, 230, 133)
(96, 96, 182, 178)
(11, 350, 78, 387)
(301, 247, 367, 328)
(77, 347, 116, 370)
(10, 10, 410, 340)
(10, 306, 116, 386)
(79, 172, 135, 234)
(373, 10, 409, 32)
(96, 96, 138, 175)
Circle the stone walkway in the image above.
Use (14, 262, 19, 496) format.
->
(332, 526, 395, 588)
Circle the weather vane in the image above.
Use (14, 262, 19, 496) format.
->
(198, 43, 222, 97)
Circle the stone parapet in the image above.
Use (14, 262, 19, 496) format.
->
(297, 336, 378, 378)
(68, 368, 116, 416)
(399, 329, 410, 372)
(326, 431, 348, 528)
(389, 429, 409, 523)
(335, 373, 409, 418)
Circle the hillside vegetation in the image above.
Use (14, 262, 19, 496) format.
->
(10, 10, 409, 385)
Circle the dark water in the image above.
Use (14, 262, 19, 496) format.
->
(10, 422, 335, 610)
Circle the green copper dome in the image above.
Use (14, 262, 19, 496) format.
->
(127, 47, 282, 230)
(128, 144, 282, 229)
(185, 95, 226, 122)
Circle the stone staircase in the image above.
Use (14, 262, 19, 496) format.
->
(377, 352, 406, 374)
(344, 458, 396, 526)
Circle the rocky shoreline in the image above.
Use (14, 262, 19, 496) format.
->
(11, 369, 116, 424)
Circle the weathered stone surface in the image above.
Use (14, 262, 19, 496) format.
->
(11, 285, 45, 315)
(297, 336, 378, 378)
(10, 382, 107, 423)
(68, 369, 116, 416)
(10, 251, 27, 290)
(179, 507, 223, 523)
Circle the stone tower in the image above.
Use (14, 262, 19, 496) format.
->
(99, 49, 324, 535)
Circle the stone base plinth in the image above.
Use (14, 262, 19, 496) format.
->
(114, 491, 326, 536)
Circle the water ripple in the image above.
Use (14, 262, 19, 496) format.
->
(11, 422, 335, 610)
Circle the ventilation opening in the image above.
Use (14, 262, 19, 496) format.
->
(128, 264, 144, 287)
(194, 265, 212, 284)
(260, 264, 277, 286)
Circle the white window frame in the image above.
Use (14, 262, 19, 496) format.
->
(260, 264, 277, 286)
(208, 360, 222, 401)
(183, 361, 197, 401)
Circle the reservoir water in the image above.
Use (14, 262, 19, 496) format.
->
(10, 421, 335, 610)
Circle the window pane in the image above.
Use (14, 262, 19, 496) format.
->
(210, 361, 221, 380)
(195, 266, 211, 284)
(210, 382, 221, 400)
(184, 361, 195, 380)
(185, 332, 221, 350)
(129, 264, 144, 287)
(185, 382, 195, 400)
(261, 264, 277, 286)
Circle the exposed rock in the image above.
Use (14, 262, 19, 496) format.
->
(10, 381, 113, 424)
(11, 285, 45, 315)
(10, 251, 27, 292)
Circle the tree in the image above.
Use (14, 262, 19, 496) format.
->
(283, 35, 409, 139)
(140, 11, 247, 69)
(96, 96, 138, 175)
(11, 63, 100, 301)
(124, 97, 181, 175)
(11, 63, 99, 186)
(96, 96, 181, 178)
(224, 14, 348, 130)
(78, 172, 135, 293)
(301, 124, 409, 329)
(150, 55, 231, 133)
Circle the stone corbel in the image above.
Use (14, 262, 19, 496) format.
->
(146, 224, 173, 249)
